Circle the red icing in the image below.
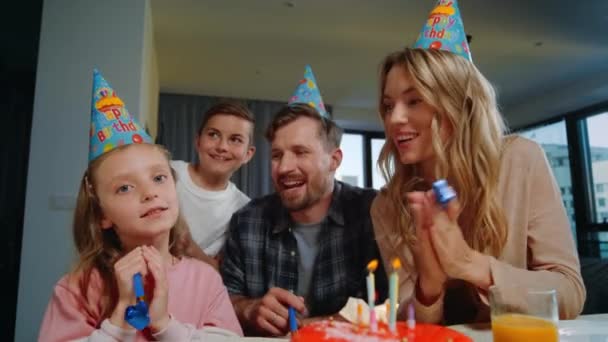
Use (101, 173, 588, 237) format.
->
(291, 320, 472, 342)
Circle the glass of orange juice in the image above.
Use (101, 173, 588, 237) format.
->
(489, 285, 558, 342)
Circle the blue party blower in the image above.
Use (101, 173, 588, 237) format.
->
(124, 273, 150, 330)
(432, 179, 456, 208)
(288, 306, 298, 332)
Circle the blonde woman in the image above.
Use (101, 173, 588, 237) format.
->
(370, 47, 585, 325)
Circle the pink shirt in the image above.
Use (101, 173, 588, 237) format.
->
(39, 257, 243, 341)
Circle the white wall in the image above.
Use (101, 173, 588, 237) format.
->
(15, 1, 156, 340)
(141, 0, 160, 138)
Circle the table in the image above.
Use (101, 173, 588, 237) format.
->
(449, 313, 608, 341)
(236, 314, 608, 341)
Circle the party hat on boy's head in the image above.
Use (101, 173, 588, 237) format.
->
(288, 65, 329, 118)
(89, 69, 152, 161)
(413, 0, 472, 62)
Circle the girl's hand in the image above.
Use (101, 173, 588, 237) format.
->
(423, 190, 492, 289)
(407, 192, 447, 305)
(110, 247, 148, 328)
(142, 245, 171, 333)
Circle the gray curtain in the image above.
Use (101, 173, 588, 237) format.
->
(157, 93, 283, 199)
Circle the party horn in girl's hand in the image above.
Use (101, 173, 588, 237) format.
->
(124, 273, 150, 330)
(432, 179, 456, 207)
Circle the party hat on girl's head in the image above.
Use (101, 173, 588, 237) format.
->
(89, 69, 152, 161)
(413, 0, 472, 62)
(288, 65, 329, 118)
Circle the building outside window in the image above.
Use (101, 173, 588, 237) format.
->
(587, 113, 608, 224)
(520, 120, 576, 238)
(336, 133, 364, 187)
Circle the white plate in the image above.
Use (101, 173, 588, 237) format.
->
(559, 320, 608, 342)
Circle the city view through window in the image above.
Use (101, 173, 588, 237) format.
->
(520, 113, 608, 256)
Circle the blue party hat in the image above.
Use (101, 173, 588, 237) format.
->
(413, 0, 472, 62)
(89, 69, 152, 161)
(288, 65, 329, 118)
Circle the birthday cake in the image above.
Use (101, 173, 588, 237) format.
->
(291, 320, 472, 342)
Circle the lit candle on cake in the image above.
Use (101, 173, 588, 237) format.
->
(366, 259, 378, 332)
(389, 258, 401, 333)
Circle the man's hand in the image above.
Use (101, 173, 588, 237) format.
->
(231, 288, 308, 336)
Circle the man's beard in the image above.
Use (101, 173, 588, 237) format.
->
(279, 177, 329, 212)
(280, 190, 319, 212)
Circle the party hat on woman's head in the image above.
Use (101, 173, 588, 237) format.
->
(288, 65, 329, 118)
(89, 69, 152, 162)
(413, 0, 472, 62)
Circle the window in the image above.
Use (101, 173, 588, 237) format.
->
(600, 232, 608, 258)
(336, 131, 386, 189)
(336, 134, 364, 187)
(586, 113, 608, 223)
(371, 138, 386, 189)
(599, 198, 606, 207)
(520, 120, 576, 236)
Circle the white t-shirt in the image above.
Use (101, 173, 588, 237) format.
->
(171, 160, 250, 256)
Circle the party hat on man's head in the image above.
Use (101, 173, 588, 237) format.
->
(288, 65, 329, 118)
(89, 69, 152, 161)
(413, 0, 472, 62)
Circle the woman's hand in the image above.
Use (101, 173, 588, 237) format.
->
(420, 190, 492, 289)
(142, 245, 171, 333)
(110, 247, 148, 329)
(408, 192, 447, 305)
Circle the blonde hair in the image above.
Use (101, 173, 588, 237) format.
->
(377, 48, 508, 256)
(71, 144, 191, 321)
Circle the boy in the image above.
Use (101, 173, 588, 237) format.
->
(172, 102, 255, 269)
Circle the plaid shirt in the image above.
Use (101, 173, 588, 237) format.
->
(220, 181, 388, 317)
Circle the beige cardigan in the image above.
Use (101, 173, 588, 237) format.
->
(371, 136, 586, 324)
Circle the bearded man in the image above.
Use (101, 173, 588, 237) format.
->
(220, 103, 388, 337)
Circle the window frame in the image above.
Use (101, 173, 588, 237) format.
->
(343, 129, 385, 188)
(515, 99, 608, 257)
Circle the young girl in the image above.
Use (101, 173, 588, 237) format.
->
(371, 0, 585, 325)
(38, 71, 243, 341)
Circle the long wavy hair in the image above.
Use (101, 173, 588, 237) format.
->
(71, 144, 191, 321)
(377, 48, 509, 257)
